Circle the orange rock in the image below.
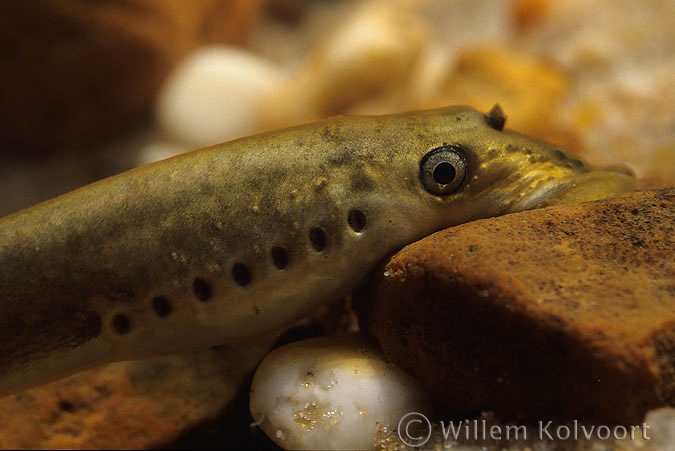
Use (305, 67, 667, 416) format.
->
(512, 0, 552, 31)
(0, 340, 272, 448)
(356, 188, 675, 425)
(0, 0, 262, 152)
(424, 47, 574, 152)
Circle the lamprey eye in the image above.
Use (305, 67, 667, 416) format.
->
(419, 145, 467, 195)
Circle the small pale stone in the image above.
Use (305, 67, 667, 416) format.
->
(156, 46, 286, 148)
(269, 2, 429, 125)
(249, 334, 432, 450)
(644, 407, 675, 450)
(135, 140, 191, 166)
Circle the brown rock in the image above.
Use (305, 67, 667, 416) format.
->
(0, 338, 273, 448)
(0, 0, 262, 152)
(356, 188, 675, 425)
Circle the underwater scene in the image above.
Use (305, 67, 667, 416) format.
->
(0, 0, 673, 449)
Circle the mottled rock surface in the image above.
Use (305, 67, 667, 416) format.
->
(0, 338, 273, 449)
(357, 188, 675, 425)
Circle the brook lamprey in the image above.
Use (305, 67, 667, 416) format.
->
(0, 105, 635, 396)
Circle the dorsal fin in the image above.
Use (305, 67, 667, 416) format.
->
(484, 104, 506, 131)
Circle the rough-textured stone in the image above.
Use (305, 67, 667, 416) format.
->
(0, 0, 262, 152)
(0, 338, 273, 449)
(356, 188, 675, 425)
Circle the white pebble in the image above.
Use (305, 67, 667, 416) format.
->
(156, 46, 286, 148)
(271, 1, 429, 123)
(135, 140, 190, 165)
(249, 334, 431, 450)
(645, 407, 675, 449)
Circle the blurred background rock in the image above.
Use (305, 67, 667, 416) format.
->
(0, 0, 262, 151)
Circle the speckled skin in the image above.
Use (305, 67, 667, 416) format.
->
(0, 106, 635, 397)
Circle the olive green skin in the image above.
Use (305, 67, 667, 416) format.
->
(0, 106, 635, 396)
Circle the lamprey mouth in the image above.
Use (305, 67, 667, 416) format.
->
(509, 167, 637, 211)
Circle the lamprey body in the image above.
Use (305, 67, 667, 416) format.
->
(0, 106, 635, 396)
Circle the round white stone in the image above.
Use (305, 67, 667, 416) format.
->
(249, 334, 431, 450)
(156, 46, 286, 148)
